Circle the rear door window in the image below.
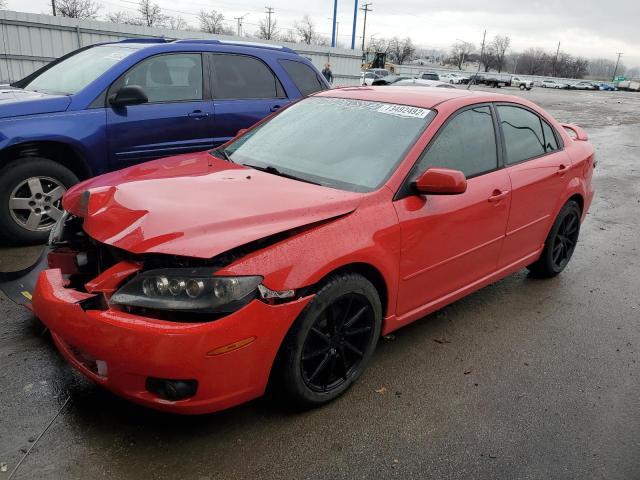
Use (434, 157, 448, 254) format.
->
(211, 54, 284, 99)
(497, 105, 557, 164)
(279, 60, 327, 96)
(413, 105, 498, 179)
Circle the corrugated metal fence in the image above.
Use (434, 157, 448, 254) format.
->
(0, 10, 362, 85)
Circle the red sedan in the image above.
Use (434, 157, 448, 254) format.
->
(32, 87, 595, 414)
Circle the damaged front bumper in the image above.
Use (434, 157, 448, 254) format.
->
(33, 268, 313, 414)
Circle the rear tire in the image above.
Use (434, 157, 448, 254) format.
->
(273, 272, 382, 409)
(0, 157, 79, 244)
(519, 84, 526, 90)
(527, 200, 581, 278)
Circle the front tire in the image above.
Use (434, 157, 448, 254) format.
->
(274, 272, 382, 409)
(0, 157, 79, 244)
(519, 84, 526, 90)
(527, 200, 581, 278)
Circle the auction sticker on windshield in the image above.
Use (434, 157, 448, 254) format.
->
(376, 104, 430, 119)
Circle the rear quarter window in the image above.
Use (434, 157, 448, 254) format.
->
(279, 59, 327, 96)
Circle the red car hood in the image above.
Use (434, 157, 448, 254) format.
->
(63, 152, 363, 258)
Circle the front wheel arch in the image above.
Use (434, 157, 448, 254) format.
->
(0, 140, 92, 181)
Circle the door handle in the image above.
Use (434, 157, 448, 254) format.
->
(488, 189, 510, 203)
(270, 104, 282, 112)
(188, 110, 209, 119)
(556, 164, 569, 176)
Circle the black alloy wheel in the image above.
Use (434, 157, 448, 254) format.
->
(301, 293, 375, 392)
(273, 272, 382, 409)
(550, 209, 580, 270)
(528, 200, 582, 278)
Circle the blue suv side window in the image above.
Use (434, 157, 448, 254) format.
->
(121, 53, 203, 103)
(210, 54, 284, 100)
(279, 60, 326, 96)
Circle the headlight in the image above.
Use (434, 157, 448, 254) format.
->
(110, 268, 262, 313)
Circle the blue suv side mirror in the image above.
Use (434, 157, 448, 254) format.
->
(108, 85, 148, 108)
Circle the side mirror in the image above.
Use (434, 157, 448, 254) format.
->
(236, 128, 248, 137)
(413, 167, 467, 195)
(108, 85, 148, 108)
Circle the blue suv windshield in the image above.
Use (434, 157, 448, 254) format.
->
(24, 45, 141, 95)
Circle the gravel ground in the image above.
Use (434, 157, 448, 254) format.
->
(0, 86, 639, 480)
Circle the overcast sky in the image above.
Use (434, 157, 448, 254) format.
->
(6, 0, 640, 67)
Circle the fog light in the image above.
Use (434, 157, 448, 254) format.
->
(146, 377, 198, 401)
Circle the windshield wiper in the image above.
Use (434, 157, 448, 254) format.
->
(211, 147, 234, 162)
(243, 164, 321, 185)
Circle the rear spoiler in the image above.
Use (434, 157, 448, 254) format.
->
(560, 123, 589, 141)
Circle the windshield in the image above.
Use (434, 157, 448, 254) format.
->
(24, 45, 140, 95)
(220, 97, 433, 192)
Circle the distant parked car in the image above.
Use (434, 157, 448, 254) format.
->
(541, 79, 569, 89)
(371, 75, 412, 85)
(569, 81, 598, 90)
(392, 79, 456, 88)
(366, 68, 390, 78)
(438, 72, 468, 84)
(419, 71, 440, 81)
(361, 71, 381, 85)
(510, 76, 534, 90)
(0, 38, 329, 243)
(598, 83, 617, 91)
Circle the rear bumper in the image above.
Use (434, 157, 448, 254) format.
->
(33, 269, 313, 414)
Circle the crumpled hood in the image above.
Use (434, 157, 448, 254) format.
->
(63, 151, 363, 258)
(0, 88, 71, 119)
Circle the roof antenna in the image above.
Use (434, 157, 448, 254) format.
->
(467, 29, 486, 90)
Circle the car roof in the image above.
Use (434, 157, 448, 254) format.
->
(106, 38, 296, 54)
(315, 86, 503, 109)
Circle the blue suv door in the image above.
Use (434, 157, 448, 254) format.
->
(106, 53, 215, 168)
(208, 53, 289, 144)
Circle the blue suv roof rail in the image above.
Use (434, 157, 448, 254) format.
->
(118, 37, 170, 43)
(173, 38, 295, 53)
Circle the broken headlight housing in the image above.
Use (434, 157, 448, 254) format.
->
(110, 268, 262, 313)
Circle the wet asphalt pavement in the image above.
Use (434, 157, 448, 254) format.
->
(1, 87, 639, 479)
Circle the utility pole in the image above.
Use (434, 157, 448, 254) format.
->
(360, 3, 372, 54)
(51, 0, 56, 16)
(552, 41, 560, 77)
(468, 29, 486, 90)
(612, 52, 623, 81)
(265, 6, 274, 40)
(234, 14, 247, 37)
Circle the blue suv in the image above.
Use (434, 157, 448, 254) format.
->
(0, 39, 329, 243)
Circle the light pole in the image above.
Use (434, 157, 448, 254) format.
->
(328, 18, 340, 47)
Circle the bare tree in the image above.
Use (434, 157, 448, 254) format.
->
(279, 29, 298, 43)
(165, 16, 188, 30)
(256, 16, 277, 40)
(588, 57, 626, 79)
(107, 11, 142, 25)
(294, 15, 315, 45)
(489, 35, 511, 72)
(198, 9, 226, 34)
(387, 37, 415, 65)
(449, 41, 475, 70)
(0, 0, 7, 9)
(138, 0, 166, 27)
(57, 0, 100, 19)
